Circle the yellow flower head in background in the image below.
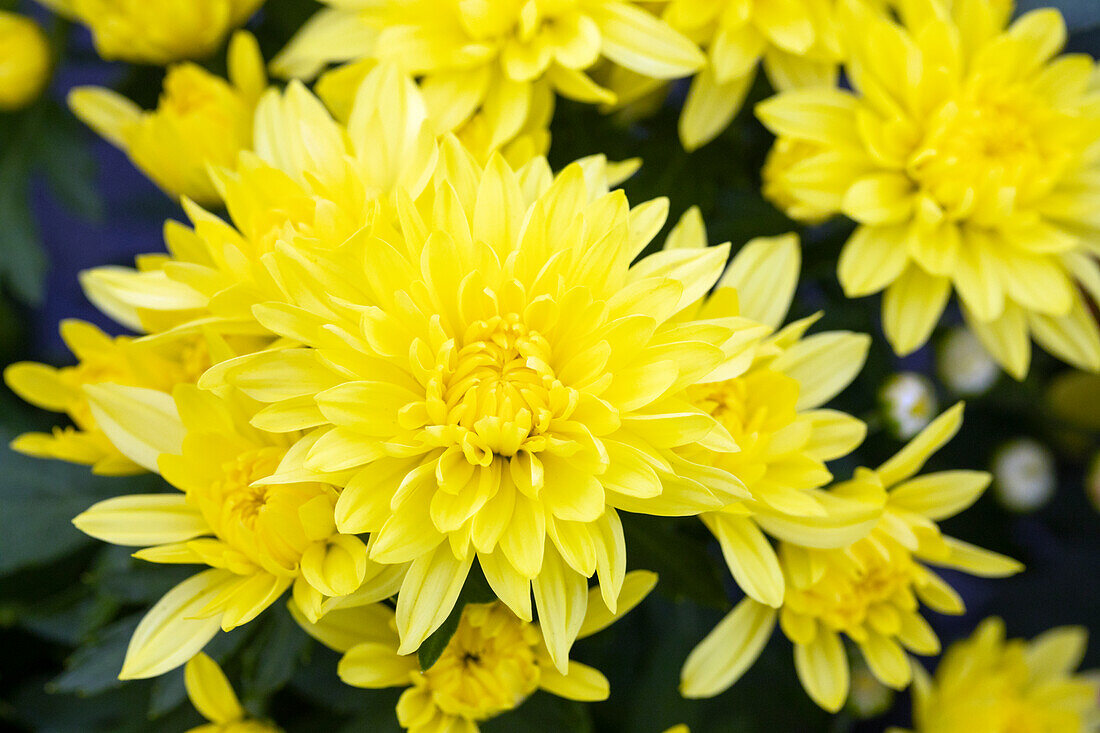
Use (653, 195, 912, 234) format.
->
(205, 137, 763, 672)
(184, 653, 280, 733)
(273, 0, 705, 150)
(68, 32, 267, 206)
(3, 320, 230, 475)
(0, 10, 51, 111)
(79, 64, 438, 342)
(662, 0, 843, 149)
(663, 209, 878, 610)
(758, 0, 1100, 378)
(70, 385, 403, 679)
(292, 571, 655, 732)
(37, 0, 264, 64)
(894, 617, 1099, 733)
(682, 404, 1023, 711)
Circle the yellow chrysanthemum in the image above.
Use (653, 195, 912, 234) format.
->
(662, 0, 843, 149)
(37, 0, 263, 64)
(272, 0, 705, 150)
(69, 32, 266, 206)
(757, 0, 1100, 378)
(184, 653, 280, 733)
(70, 385, 403, 679)
(681, 404, 1024, 711)
(2, 321, 245, 475)
(0, 11, 51, 111)
(202, 139, 764, 671)
(892, 617, 1100, 733)
(79, 65, 438, 342)
(292, 571, 655, 732)
(663, 208, 878, 609)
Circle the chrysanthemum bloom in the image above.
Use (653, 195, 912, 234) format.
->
(661, 0, 843, 149)
(757, 0, 1100, 378)
(682, 404, 1023, 711)
(664, 209, 879, 609)
(69, 32, 266, 206)
(292, 571, 655, 732)
(272, 0, 705, 150)
(184, 653, 280, 733)
(36, 0, 263, 64)
(2, 321, 243, 474)
(0, 11, 51, 111)
(71, 385, 403, 679)
(205, 140, 763, 670)
(892, 617, 1100, 732)
(79, 65, 438, 342)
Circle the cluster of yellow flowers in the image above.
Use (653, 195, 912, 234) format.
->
(5, 0, 1100, 730)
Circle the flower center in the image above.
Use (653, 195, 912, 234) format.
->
(429, 313, 573, 461)
(787, 538, 917, 638)
(909, 83, 1072, 217)
(421, 603, 541, 720)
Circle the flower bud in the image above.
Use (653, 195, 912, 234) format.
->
(992, 438, 1056, 513)
(938, 326, 999, 396)
(68, 32, 265, 205)
(880, 372, 938, 439)
(0, 12, 51, 111)
(61, 0, 263, 64)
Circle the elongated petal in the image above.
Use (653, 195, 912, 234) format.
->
(538, 660, 610, 701)
(338, 641, 418, 688)
(73, 494, 209, 546)
(184, 653, 244, 725)
(85, 384, 185, 473)
(395, 545, 473, 655)
(877, 403, 964, 488)
(681, 598, 776, 698)
(793, 629, 849, 712)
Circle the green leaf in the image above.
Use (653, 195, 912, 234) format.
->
(49, 614, 140, 696)
(621, 515, 730, 610)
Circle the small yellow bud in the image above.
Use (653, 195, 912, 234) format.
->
(66, 0, 264, 65)
(0, 12, 51, 111)
(68, 31, 266, 205)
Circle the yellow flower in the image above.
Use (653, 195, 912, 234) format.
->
(202, 139, 762, 671)
(662, 0, 843, 149)
(78, 64, 437, 340)
(70, 385, 403, 679)
(0, 11, 51, 111)
(757, 0, 1100, 378)
(68, 32, 266, 206)
(273, 0, 705, 151)
(40, 0, 263, 64)
(664, 208, 878, 610)
(291, 571, 655, 732)
(894, 617, 1100, 733)
(681, 404, 1024, 711)
(184, 653, 280, 733)
(2, 320, 237, 475)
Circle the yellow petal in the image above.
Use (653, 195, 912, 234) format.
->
(338, 641, 418, 688)
(538, 660, 609, 701)
(720, 233, 800, 330)
(877, 403, 964, 488)
(73, 494, 209, 546)
(882, 265, 951, 357)
(705, 514, 784, 608)
(85, 384, 185, 473)
(793, 629, 849, 712)
(394, 544, 473, 655)
(591, 1, 705, 79)
(680, 598, 776, 698)
(184, 653, 244, 725)
(772, 331, 870, 410)
(577, 569, 656, 639)
(533, 545, 588, 673)
(888, 471, 990, 521)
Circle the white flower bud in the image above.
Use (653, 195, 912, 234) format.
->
(938, 327, 999, 396)
(992, 439, 1056, 513)
(880, 373, 938, 439)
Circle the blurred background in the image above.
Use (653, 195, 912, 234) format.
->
(0, 0, 1098, 730)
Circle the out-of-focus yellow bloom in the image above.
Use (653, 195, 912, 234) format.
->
(662, 0, 843, 149)
(3, 320, 232, 475)
(78, 64, 437, 341)
(68, 32, 266, 206)
(201, 138, 761, 671)
(991, 438, 1056, 513)
(761, 138, 835, 224)
(184, 653, 280, 733)
(292, 571, 655, 732)
(0, 11, 51, 111)
(70, 385, 404, 679)
(682, 404, 1023, 712)
(892, 618, 1100, 733)
(273, 0, 705, 151)
(665, 209, 878, 610)
(757, 1, 1100, 378)
(38, 0, 263, 64)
